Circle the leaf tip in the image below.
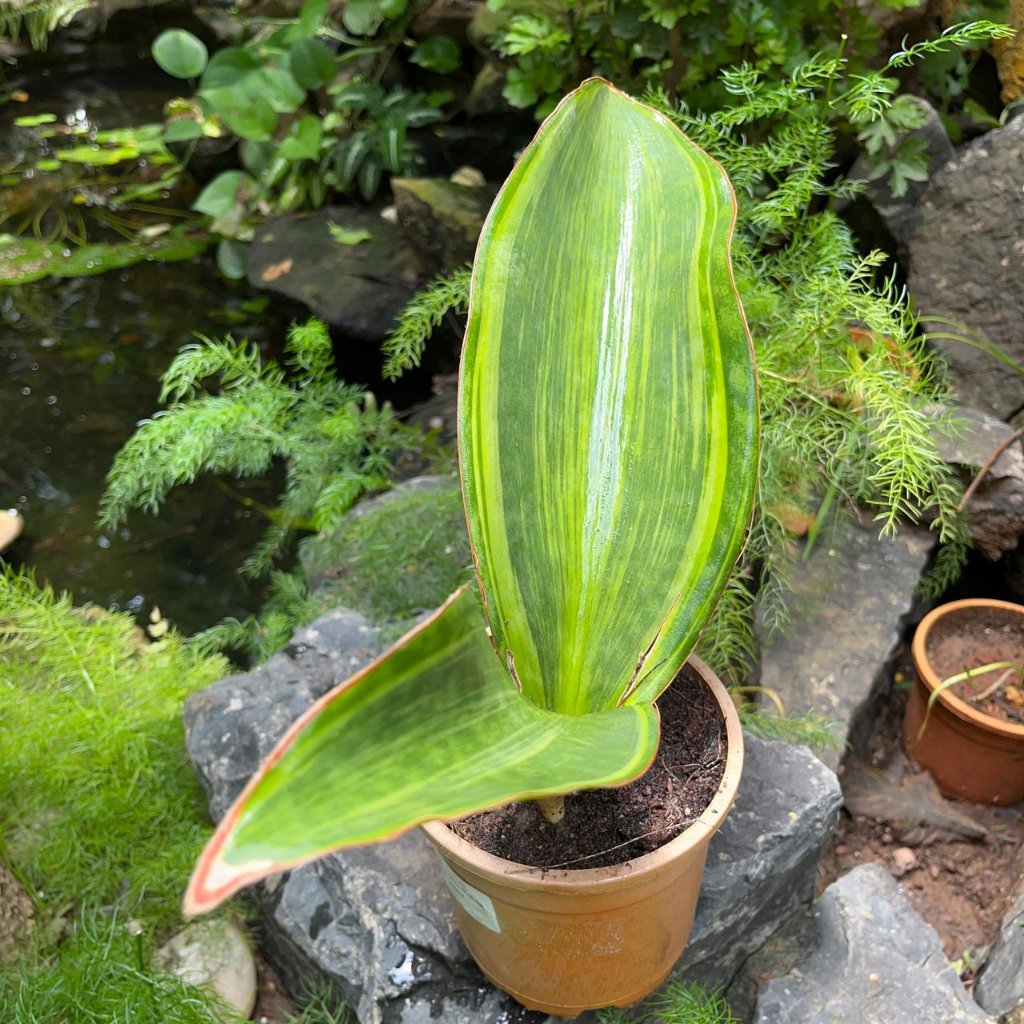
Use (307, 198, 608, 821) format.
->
(183, 841, 274, 917)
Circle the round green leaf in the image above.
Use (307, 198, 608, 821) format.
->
(152, 29, 208, 79)
(204, 87, 277, 141)
(342, 0, 385, 36)
(193, 170, 253, 218)
(257, 67, 306, 113)
(409, 36, 460, 74)
(162, 119, 205, 142)
(298, 0, 328, 36)
(216, 238, 249, 280)
(200, 48, 259, 92)
(289, 37, 336, 90)
(278, 115, 323, 161)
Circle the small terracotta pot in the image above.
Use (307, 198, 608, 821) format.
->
(421, 656, 743, 1018)
(904, 598, 1024, 806)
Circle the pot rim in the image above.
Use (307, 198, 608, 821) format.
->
(912, 598, 1024, 740)
(421, 653, 744, 894)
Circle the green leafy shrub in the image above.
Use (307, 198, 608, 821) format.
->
(192, 479, 473, 659)
(479, 3, 1010, 193)
(480, 0, 901, 116)
(100, 318, 402, 587)
(155, 0, 452, 274)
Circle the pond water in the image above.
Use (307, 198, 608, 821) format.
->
(0, 11, 301, 635)
(1, 258, 292, 635)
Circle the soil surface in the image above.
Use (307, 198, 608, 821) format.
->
(819, 647, 1024, 985)
(451, 665, 727, 869)
(926, 605, 1024, 725)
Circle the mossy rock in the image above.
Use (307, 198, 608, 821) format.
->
(391, 177, 498, 272)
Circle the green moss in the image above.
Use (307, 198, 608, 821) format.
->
(301, 477, 473, 626)
(0, 568, 227, 931)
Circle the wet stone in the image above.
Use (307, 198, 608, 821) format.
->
(246, 207, 425, 344)
(184, 607, 841, 1023)
(754, 863, 991, 1023)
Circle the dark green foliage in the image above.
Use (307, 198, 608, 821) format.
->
(481, 0, 1008, 123)
(157, 0, 450, 261)
(199, 477, 474, 658)
(100, 318, 402, 580)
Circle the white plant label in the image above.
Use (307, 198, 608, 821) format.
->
(440, 859, 501, 933)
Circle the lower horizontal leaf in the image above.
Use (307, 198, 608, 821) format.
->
(185, 585, 659, 914)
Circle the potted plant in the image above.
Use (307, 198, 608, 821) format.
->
(905, 598, 1024, 806)
(183, 78, 758, 1015)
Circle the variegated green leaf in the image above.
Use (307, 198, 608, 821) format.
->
(459, 79, 757, 714)
(184, 586, 658, 915)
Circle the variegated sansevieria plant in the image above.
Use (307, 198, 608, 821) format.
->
(184, 78, 757, 916)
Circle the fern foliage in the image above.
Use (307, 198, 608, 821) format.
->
(100, 318, 402, 580)
(382, 267, 471, 380)
(0, 0, 91, 49)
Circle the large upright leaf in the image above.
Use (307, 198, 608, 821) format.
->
(459, 79, 757, 715)
(184, 587, 658, 915)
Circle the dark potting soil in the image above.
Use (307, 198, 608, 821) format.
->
(450, 664, 727, 869)
(926, 606, 1024, 726)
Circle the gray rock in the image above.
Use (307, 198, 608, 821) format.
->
(933, 405, 1024, 560)
(185, 612, 841, 1023)
(677, 737, 842, 990)
(246, 207, 425, 344)
(756, 518, 935, 770)
(183, 608, 384, 819)
(725, 905, 819, 1023)
(154, 919, 257, 1021)
(847, 96, 954, 248)
(975, 868, 1024, 1018)
(391, 176, 498, 272)
(907, 115, 1024, 419)
(754, 863, 992, 1023)
(255, 833, 549, 1024)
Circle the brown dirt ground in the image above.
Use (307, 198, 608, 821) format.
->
(818, 645, 1024, 991)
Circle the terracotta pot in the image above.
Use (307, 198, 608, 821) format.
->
(904, 598, 1024, 806)
(421, 655, 743, 1017)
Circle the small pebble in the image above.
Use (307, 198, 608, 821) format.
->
(890, 847, 917, 877)
(930, 864, 940, 880)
